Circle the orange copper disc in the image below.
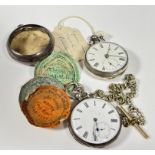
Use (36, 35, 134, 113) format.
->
(20, 85, 71, 128)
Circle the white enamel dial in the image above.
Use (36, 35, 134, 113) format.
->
(70, 98, 121, 146)
(85, 42, 128, 73)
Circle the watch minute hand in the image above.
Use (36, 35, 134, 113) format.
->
(93, 123, 98, 141)
(106, 44, 111, 55)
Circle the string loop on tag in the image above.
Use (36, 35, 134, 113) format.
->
(57, 16, 96, 35)
(57, 16, 110, 40)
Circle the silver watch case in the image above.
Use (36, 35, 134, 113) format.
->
(84, 42, 128, 79)
(68, 97, 122, 148)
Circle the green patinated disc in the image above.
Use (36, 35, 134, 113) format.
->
(34, 51, 80, 93)
(19, 76, 64, 103)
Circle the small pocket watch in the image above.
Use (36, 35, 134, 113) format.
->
(69, 97, 122, 147)
(85, 35, 128, 79)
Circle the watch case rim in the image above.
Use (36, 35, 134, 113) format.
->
(7, 24, 55, 65)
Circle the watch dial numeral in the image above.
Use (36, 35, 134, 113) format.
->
(77, 109, 82, 113)
(111, 128, 116, 131)
(89, 53, 95, 55)
(73, 118, 80, 120)
(102, 103, 106, 109)
(83, 131, 88, 138)
(84, 102, 89, 108)
(119, 57, 125, 61)
(76, 125, 82, 130)
(102, 66, 105, 71)
(88, 58, 95, 61)
(94, 62, 99, 67)
(108, 110, 114, 114)
(114, 46, 119, 50)
(111, 119, 118, 122)
(93, 47, 98, 51)
(118, 52, 124, 55)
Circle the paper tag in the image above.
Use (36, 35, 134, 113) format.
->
(52, 25, 89, 61)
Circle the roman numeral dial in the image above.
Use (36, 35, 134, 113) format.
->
(70, 98, 121, 146)
(85, 42, 128, 78)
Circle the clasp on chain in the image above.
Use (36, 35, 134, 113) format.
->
(64, 82, 88, 100)
(89, 35, 105, 45)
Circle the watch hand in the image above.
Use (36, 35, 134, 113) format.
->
(93, 118, 98, 141)
(108, 55, 125, 58)
(95, 122, 99, 131)
(93, 126, 97, 141)
(107, 44, 111, 54)
(105, 44, 111, 58)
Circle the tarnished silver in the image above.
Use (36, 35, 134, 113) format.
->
(7, 24, 55, 65)
(89, 34, 105, 45)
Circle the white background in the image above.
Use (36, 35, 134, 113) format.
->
(0, 5, 155, 150)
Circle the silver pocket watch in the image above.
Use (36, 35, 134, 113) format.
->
(69, 97, 122, 147)
(85, 35, 128, 79)
(66, 83, 122, 148)
(66, 74, 149, 148)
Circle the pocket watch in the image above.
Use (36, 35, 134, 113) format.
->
(85, 35, 128, 79)
(66, 74, 149, 148)
(69, 97, 122, 147)
(65, 83, 122, 147)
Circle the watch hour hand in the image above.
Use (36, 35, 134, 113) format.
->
(107, 44, 111, 54)
(105, 44, 111, 58)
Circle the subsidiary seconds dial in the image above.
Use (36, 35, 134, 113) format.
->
(85, 42, 128, 78)
(69, 98, 122, 147)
